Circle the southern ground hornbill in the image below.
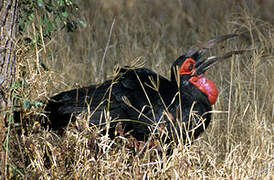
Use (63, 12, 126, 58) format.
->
(45, 34, 243, 143)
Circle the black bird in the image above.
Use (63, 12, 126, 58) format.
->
(45, 34, 243, 142)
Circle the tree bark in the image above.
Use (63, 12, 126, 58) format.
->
(0, 0, 18, 178)
(0, 0, 18, 111)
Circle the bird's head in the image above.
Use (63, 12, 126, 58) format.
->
(171, 34, 244, 105)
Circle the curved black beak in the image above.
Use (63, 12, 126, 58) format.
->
(193, 50, 247, 76)
(184, 34, 248, 76)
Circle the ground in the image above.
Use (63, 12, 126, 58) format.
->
(1, 0, 273, 179)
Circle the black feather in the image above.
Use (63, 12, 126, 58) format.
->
(45, 67, 211, 142)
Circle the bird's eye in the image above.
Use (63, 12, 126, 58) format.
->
(188, 63, 193, 70)
(183, 61, 194, 72)
(179, 58, 196, 75)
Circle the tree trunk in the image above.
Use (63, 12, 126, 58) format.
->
(0, 0, 18, 111)
(0, 0, 18, 178)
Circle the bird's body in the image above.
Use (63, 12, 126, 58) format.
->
(45, 34, 242, 142)
(46, 67, 211, 141)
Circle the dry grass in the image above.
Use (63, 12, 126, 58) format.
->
(2, 0, 273, 179)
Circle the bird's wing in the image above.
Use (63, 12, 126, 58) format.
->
(110, 68, 178, 122)
(45, 67, 177, 130)
(45, 80, 114, 129)
(46, 81, 109, 114)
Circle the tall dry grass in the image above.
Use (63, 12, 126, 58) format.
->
(2, 0, 273, 179)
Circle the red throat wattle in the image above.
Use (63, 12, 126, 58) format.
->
(189, 74, 218, 105)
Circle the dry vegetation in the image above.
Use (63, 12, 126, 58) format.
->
(1, 0, 274, 179)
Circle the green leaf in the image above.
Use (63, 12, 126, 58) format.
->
(23, 99, 43, 109)
(57, 0, 64, 6)
(47, 20, 53, 32)
(23, 80, 29, 88)
(37, 0, 44, 7)
(62, 11, 68, 18)
(18, 0, 81, 44)
(79, 20, 87, 28)
(28, 13, 34, 21)
(38, 16, 43, 26)
(11, 81, 21, 89)
(56, 16, 62, 24)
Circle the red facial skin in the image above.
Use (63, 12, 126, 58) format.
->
(179, 58, 218, 105)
